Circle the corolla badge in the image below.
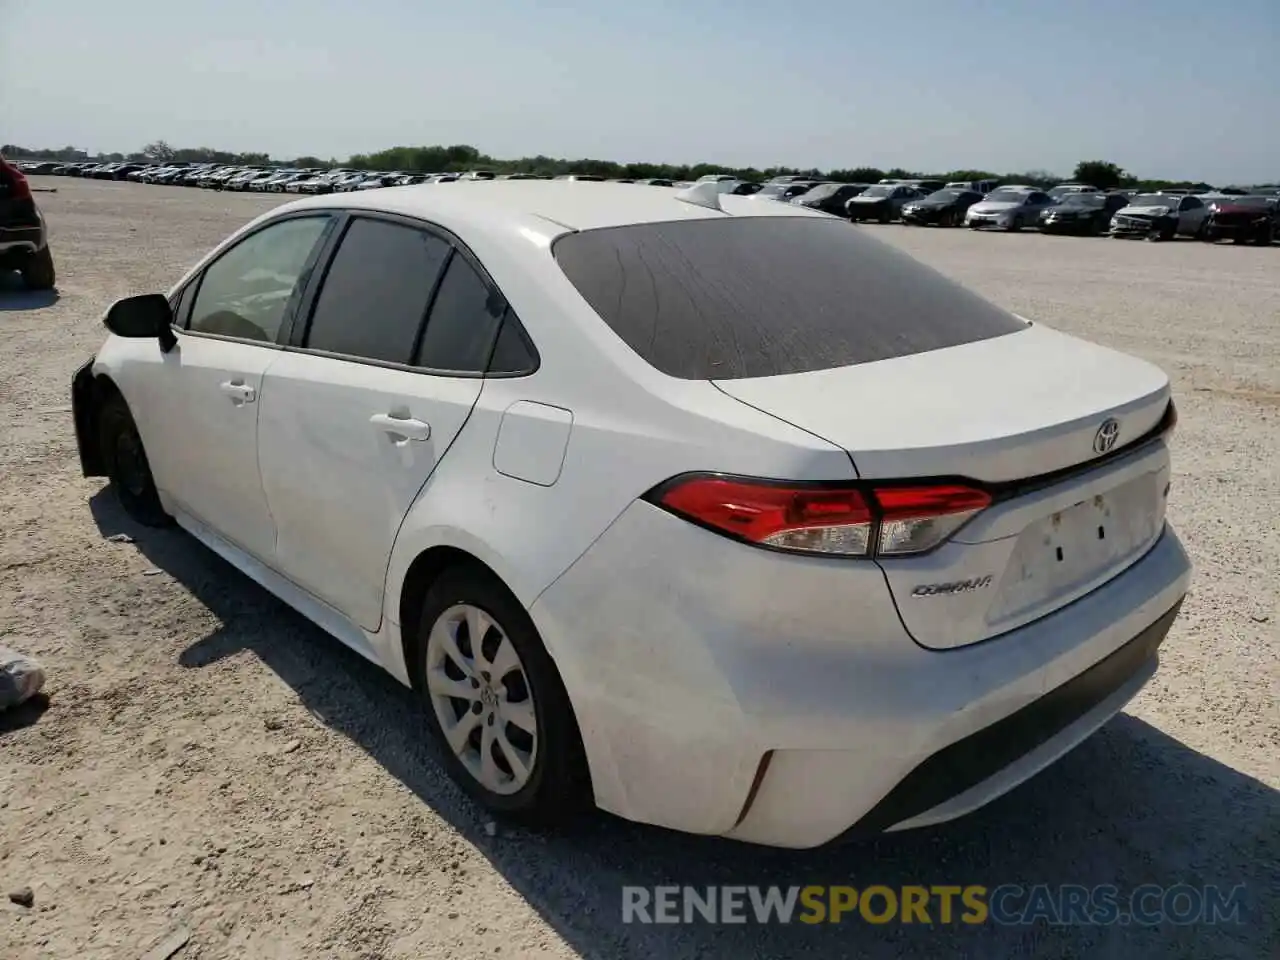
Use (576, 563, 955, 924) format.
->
(911, 575, 993, 598)
(1093, 418, 1121, 454)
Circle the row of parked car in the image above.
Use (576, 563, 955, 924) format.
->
(772, 177, 1278, 245)
(20, 160, 1279, 244)
(689, 174, 1278, 244)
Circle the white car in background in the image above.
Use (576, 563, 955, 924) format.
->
(965, 186, 1057, 231)
(1110, 192, 1210, 241)
(70, 180, 1190, 849)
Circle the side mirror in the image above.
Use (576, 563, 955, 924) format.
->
(104, 294, 177, 353)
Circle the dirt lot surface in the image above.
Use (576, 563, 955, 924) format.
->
(1, 179, 1276, 959)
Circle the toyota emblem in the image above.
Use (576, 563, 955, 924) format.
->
(1093, 418, 1120, 454)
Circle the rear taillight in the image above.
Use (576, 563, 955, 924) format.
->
(649, 475, 990, 558)
(0, 157, 33, 202)
(872, 485, 991, 555)
(656, 477, 875, 556)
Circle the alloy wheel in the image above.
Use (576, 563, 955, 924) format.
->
(425, 603, 538, 795)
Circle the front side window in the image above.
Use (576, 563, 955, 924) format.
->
(189, 216, 331, 342)
(303, 217, 450, 364)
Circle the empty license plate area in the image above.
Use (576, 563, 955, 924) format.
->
(986, 471, 1165, 631)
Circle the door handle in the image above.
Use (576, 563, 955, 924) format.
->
(219, 379, 256, 403)
(370, 412, 431, 442)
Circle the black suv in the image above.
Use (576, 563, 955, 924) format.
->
(0, 154, 55, 290)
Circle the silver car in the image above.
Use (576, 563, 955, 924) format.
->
(965, 187, 1056, 231)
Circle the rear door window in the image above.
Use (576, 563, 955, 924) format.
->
(303, 217, 451, 364)
(413, 254, 506, 373)
(552, 216, 1026, 380)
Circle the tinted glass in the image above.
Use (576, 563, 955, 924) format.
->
(800, 183, 842, 200)
(553, 217, 1027, 380)
(189, 216, 330, 342)
(414, 255, 505, 373)
(487, 312, 538, 375)
(305, 218, 450, 364)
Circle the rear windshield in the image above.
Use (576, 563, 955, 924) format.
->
(552, 216, 1026, 379)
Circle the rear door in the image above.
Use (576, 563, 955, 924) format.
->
(256, 214, 507, 630)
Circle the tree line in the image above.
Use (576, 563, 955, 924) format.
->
(3, 142, 1271, 193)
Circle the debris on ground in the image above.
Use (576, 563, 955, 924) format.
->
(140, 924, 191, 960)
(8, 886, 35, 907)
(0, 646, 46, 711)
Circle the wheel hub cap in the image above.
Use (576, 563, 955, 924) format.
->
(424, 603, 538, 796)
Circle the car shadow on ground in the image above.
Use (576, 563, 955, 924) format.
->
(0, 693, 51, 735)
(0, 271, 59, 310)
(89, 491, 1277, 960)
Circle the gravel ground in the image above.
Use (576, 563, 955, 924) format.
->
(1, 179, 1276, 959)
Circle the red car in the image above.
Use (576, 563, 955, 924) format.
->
(0, 153, 56, 290)
(1202, 195, 1278, 245)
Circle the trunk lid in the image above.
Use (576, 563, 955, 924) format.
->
(713, 323, 1169, 483)
(714, 323, 1174, 648)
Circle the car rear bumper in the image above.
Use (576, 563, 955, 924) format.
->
(530, 501, 1191, 848)
(0, 220, 45, 267)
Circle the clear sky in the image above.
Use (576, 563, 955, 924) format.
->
(2, 0, 1277, 183)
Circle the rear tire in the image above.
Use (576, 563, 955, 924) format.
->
(98, 394, 172, 527)
(413, 564, 591, 826)
(20, 246, 56, 291)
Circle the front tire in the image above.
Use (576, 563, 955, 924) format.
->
(98, 394, 172, 527)
(20, 246, 56, 291)
(1007, 215, 1024, 232)
(414, 564, 590, 825)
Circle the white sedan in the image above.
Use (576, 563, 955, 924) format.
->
(70, 181, 1191, 848)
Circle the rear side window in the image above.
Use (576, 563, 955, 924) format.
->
(552, 217, 1027, 380)
(305, 217, 450, 364)
(413, 255, 506, 373)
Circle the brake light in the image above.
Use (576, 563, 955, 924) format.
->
(650, 476, 990, 558)
(0, 157, 33, 202)
(872, 485, 991, 555)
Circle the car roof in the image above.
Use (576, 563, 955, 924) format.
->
(277, 179, 832, 238)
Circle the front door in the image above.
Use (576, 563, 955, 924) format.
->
(146, 213, 334, 562)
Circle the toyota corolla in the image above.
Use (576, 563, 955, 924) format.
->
(70, 180, 1190, 848)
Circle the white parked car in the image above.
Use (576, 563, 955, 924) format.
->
(1110, 192, 1210, 240)
(71, 181, 1190, 849)
(964, 187, 1057, 231)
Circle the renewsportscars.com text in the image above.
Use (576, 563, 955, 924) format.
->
(621, 884, 1246, 926)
